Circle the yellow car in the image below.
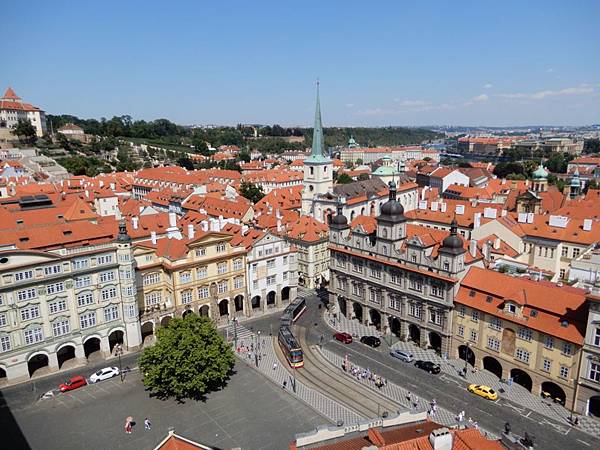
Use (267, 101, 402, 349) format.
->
(468, 384, 498, 401)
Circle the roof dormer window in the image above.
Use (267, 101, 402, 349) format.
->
(507, 303, 517, 314)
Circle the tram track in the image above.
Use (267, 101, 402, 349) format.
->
(275, 325, 402, 419)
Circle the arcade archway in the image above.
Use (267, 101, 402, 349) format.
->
(108, 330, 124, 352)
(369, 309, 381, 330)
(483, 356, 503, 379)
(57, 345, 76, 369)
(541, 381, 566, 405)
(389, 316, 401, 338)
(199, 305, 210, 317)
(84, 337, 101, 358)
(352, 302, 363, 322)
(251, 296, 261, 310)
(28, 354, 49, 377)
(458, 345, 475, 366)
(511, 368, 533, 392)
(281, 287, 290, 302)
(589, 396, 600, 417)
(234, 295, 244, 312)
(429, 332, 442, 353)
(338, 297, 347, 317)
(408, 324, 420, 344)
(219, 299, 229, 317)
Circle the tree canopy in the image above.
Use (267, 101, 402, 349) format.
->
(12, 119, 37, 143)
(239, 181, 265, 204)
(336, 173, 353, 184)
(139, 315, 235, 400)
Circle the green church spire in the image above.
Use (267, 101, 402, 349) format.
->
(306, 80, 330, 163)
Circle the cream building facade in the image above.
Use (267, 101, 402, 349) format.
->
(0, 224, 142, 384)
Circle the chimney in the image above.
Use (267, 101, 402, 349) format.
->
(518, 212, 527, 223)
(469, 239, 477, 257)
(241, 225, 249, 235)
(431, 201, 439, 211)
(110, 182, 116, 190)
(132, 216, 139, 230)
(201, 220, 209, 231)
(583, 218, 592, 231)
(67, 180, 71, 187)
(188, 224, 195, 239)
(455, 204, 465, 215)
(85, 190, 90, 198)
(483, 241, 492, 261)
(440, 202, 447, 213)
(169, 212, 177, 228)
(494, 237, 501, 250)
(429, 428, 452, 450)
(501, 209, 507, 217)
(80, 179, 84, 185)
(151, 231, 157, 245)
(526, 212, 534, 224)
(277, 218, 282, 232)
(99, 180, 104, 187)
(473, 212, 481, 229)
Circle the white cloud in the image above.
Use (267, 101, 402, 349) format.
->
(546, 68, 555, 73)
(473, 94, 489, 102)
(496, 84, 596, 101)
(345, 103, 354, 108)
(483, 83, 493, 89)
(396, 99, 431, 107)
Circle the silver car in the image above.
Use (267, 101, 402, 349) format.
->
(390, 349, 413, 362)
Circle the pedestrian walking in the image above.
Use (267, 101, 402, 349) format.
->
(144, 418, 152, 430)
(406, 391, 412, 402)
(282, 380, 287, 390)
(273, 362, 277, 370)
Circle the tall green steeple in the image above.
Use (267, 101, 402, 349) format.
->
(306, 81, 330, 163)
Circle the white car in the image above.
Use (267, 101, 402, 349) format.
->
(90, 366, 120, 383)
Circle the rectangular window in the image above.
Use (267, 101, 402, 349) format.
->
(572, 248, 580, 258)
(487, 336, 500, 352)
(196, 266, 208, 279)
(265, 247, 273, 255)
(471, 310, 479, 322)
(72, 259, 89, 270)
(589, 362, 600, 382)
(198, 286, 209, 299)
(181, 290, 193, 304)
(457, 305, 465, 317)
(542, 358, 552, 372)
(104, 305, 119, 322)
(99, 270, 115, 283)
(77, 292, 94, 307)
(233, 259, 243, 270)
(545, 336, 554, 349)
(369, 289, 381, 304)
(44, 265, 62, 276)
(338, 256, 346, 268)
(266, 259, 275, 269)
(52, 319, 70, 337)
(469, 329, 478, 342)
(17, 288, 37, 302)
(490, 316, 502, 331)
(217, 262, 228, 275)
(561, 246, 568, 257)
(563, 343, 573, 356)
(266, 275, 276, 286)
(594, 328, 600, 347)
(390, 271, 400, 285)
(79, 312, 97, 329)
(75, 276, 92, 288)
(559, 366, 569, 378)
(195, 247, 206, 257)
(370, 266, 381, 279)
(101, 287, 117, 301)
(216, 243, 226, 253)
(409, 277, 422, 292)
(126, 304, 137, 318)
(389, 297, 401, 311)
(0, 313, 7, 327)
(457, 324, 464, 337)
(352, 260, 363, 273)
(179, 271, 191, 283)
(518, 328, 533, 342)
(282, 256, 288, 265)
(49, 298, 68, 315)
(409, 303, 422, 319)
(430, 310, 442, 325)
(515, 348, 530, 363)
(46, 282, 65, 295)
(0, 335, 11, 352)
(24, 327, 44, 345)
(218, 280, 228, 294)
(234, 277, 244, 290)
(15, 270, 34, 281)
(20, 305, 40, 321)
(283, 271, 288, 281)
(559, 269, 566, 279)
(252, 280, 258, 289)
(144, 291, 162, 306)
(507, 303, 517, 314)
(431, 284, 443, 298)
(96, 254, 114, 265)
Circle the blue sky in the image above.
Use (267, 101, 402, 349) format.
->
(3, 0, 599, 126)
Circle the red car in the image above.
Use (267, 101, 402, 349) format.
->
(333, 332, 353, 344)
(59, 375, 87, 392)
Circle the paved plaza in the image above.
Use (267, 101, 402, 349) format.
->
(1, 360, 325, 450)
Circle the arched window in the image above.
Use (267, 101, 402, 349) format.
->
(310, 167, 314, 175)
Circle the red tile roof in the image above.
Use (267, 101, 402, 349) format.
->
(457, 267, 588, 344)
(3, 87, 20, 100)
(285, 215, 328, 242)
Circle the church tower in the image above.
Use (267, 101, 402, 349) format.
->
(301, 82, 333, 217)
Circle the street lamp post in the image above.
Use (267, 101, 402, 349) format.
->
(115, 344, 124, 382)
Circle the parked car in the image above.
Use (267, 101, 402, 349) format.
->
(333, 332, 353, 344)
(390, 349, 413, 362)
(59, 375, 87, 392)
(360, 336, 381, 348)
(90, 366, 120, 383)
(414, 360, 441, 374)
(468, 384, 498, 401)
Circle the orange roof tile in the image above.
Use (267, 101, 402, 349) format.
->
(457, 267, 588, 344)
(285, 215, 328, 242)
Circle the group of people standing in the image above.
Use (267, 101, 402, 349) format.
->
(124, 417, 151, 434)
(341, 361, 387, 390)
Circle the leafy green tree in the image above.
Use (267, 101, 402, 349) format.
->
(12, 119, 37, 143)
(177, 155, 194, 170)
(355, 158, 363, 166)
(337, 173, 353, 184)
(238, 149, 251, 163)
(583, 139, 600, 155)
(357, 173, 370, 181)
(239, 181, 265, 203)
(139, 315, 235, 400)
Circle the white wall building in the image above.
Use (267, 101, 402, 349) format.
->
(0, 88, 47, 138)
